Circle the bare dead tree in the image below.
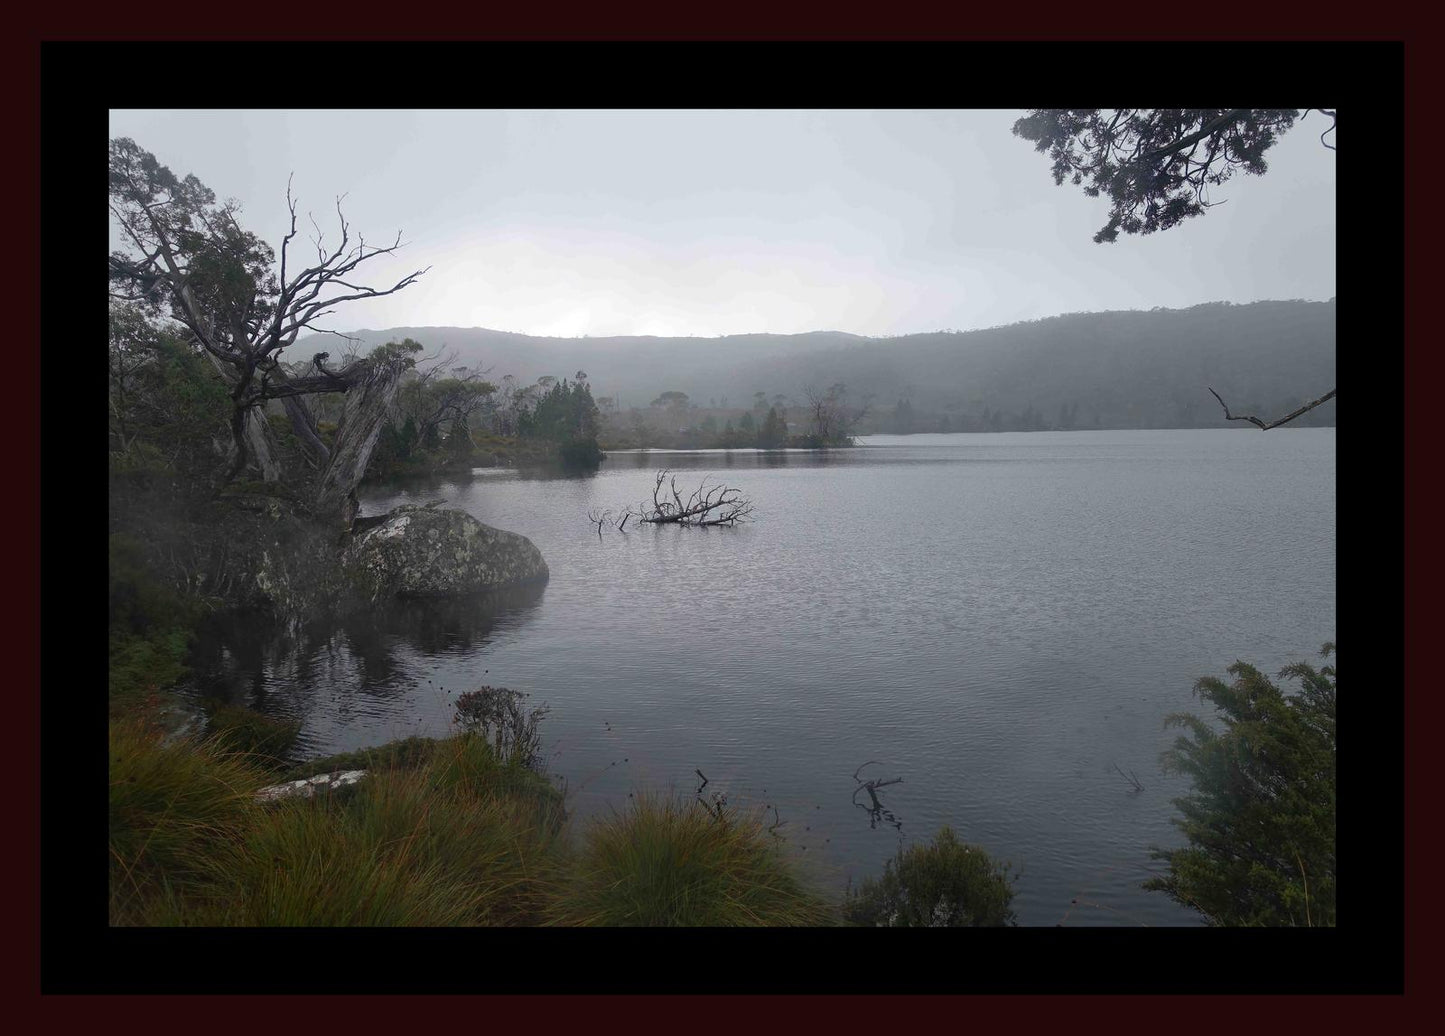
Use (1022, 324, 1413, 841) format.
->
(1207, 386, 1337, 431)
(629, 470, 755, 527)
(802, 382, 870, 444)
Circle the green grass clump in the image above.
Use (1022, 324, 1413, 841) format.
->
(205, 703, 302, 769)
(213, 736, 564, 925)
(202, 795, 492, 926)
(120, 733, 568, 926)
(109, 720, 270, 925)
(548, 795, 835, 926)
(843, 826, 1017, 927)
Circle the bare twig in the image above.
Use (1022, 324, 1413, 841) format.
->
(852, 761, 905, 832)
(586, 508, 614, 539)
(1110, 762, 1145, 794)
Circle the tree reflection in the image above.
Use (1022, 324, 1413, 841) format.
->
(187, 583, 547, 710)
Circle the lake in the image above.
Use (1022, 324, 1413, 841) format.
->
(187, 428, 1336, 926)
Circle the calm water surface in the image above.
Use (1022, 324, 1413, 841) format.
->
(189, 429, 1336, 926)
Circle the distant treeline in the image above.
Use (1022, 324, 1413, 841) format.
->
(302, 299, 1335, 435)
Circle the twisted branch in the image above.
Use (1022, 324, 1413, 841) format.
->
(1208, 386, 1337, 430)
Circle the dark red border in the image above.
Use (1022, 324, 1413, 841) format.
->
(14, 3, 1421, 1025)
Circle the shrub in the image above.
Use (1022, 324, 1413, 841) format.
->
(558, 436, 605, 469)
(843, 826, 1017, 926)
(549, 795, 835, 926)
(1144, 644, 1336, 926)
(452, 686, 550, 772)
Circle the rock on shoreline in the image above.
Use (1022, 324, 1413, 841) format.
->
(342, 505, 550, 601)
(256, 770, 368, 802)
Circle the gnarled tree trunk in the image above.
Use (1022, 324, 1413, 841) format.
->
(243, 407, 282, 482)
(313, 355, 409, 520)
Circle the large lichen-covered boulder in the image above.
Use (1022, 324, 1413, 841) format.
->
(343, 505, 549, 600)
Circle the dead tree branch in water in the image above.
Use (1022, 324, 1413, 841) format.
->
(589, 471, 754, 536)
(633, 470, 755, 527)
(1110, 762, 1145, 794)
(852, 761, 905, 832)
(586, 508, 614, 539)
(1207, 386, 1336, 430)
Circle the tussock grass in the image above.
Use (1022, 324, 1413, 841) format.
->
(547, 794, 835, 927)
(109, 719, 270, 925)
(113, 730, 568, 926)
(110, 728, 842, 927)
(205, 703, 302, 769)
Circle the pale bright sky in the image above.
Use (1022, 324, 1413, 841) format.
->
(108, 109, 1337, 339)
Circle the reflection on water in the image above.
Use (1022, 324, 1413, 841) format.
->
(186, 584, 547, 757)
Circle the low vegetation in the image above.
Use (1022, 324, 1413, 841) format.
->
(547, 795, 835, 926)
(1145, 645, 1337, 926)
(108, 723, 838, 927)
(843, 826, 1018, 926)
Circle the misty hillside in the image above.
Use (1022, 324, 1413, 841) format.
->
(298, 299, 1336, 430)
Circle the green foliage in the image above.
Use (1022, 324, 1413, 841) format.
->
(516, 378, 603, 469)
(110, 138, 278, 327)
(445, 414, 474, 457)
(205, 703, 302, 769)
(519, 378, 599, 441)
(109, 304, 232, 494)
(843, 826, 1017, 926)
(757, 406, 787, 449)
(1144, 644, 1336, 926)
(1012, 109, 1304, 243)
(108, 628, 191, 713)
(108, 533, 199, 711)
(548, 795, 834, 926)
(558, 436, 605, 469)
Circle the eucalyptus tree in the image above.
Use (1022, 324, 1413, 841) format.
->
(108, 138, 429, 515)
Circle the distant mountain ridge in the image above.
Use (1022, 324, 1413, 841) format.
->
(297, 299, 1336, 429)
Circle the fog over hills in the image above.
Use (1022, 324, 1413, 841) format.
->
(298, 299, 1335, 430)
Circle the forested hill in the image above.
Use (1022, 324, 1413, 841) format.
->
(302, 299, 1336, 429)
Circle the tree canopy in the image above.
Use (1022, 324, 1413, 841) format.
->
(1012, 109, 1329, 243)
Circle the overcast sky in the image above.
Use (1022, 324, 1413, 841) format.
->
(108, 109, 1336, 339)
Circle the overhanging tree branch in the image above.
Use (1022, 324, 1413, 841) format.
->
(1207, 386, 1337, 430)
